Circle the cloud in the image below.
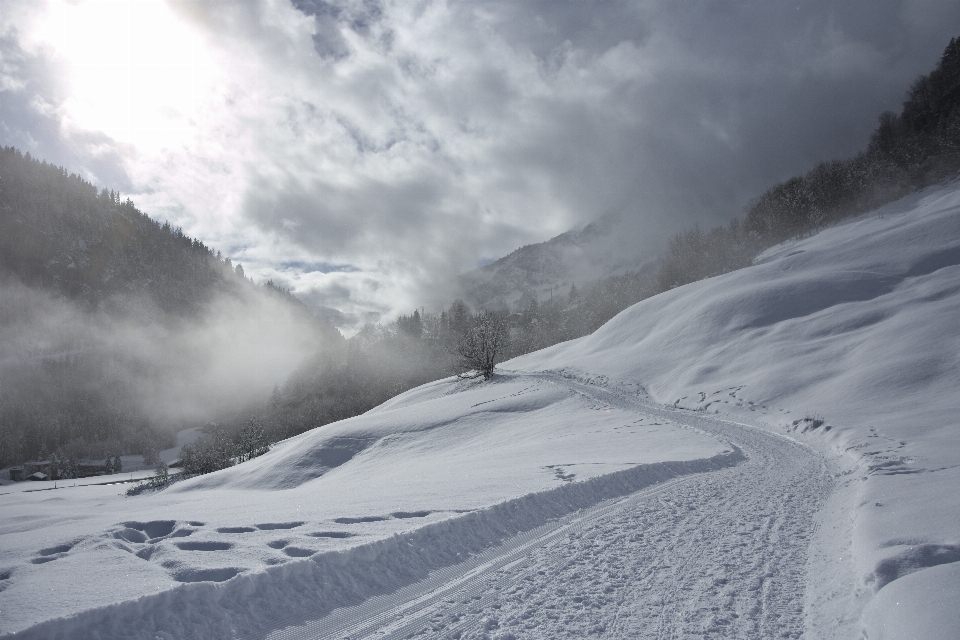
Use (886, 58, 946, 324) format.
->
(3, 0, 960, 333)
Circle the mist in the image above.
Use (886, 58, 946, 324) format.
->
(0, 275, 323, 464)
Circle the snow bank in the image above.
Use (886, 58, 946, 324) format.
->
(9, 448, 742, 640)
(510, 181, 960, 636)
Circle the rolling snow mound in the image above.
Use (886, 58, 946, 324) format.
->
(511, 180, 960, 638)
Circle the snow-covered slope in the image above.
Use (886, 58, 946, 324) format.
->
(511, 181, 960, 638)
(0, 372, 728, 637)
(2, 182, 958, 639)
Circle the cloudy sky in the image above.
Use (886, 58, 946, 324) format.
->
(1, 0, 958, 331)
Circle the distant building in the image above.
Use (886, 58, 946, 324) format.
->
(77, 460, 109, 477)
(23, 461, 51, 480)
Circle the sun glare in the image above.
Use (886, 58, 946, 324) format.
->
(31, 0, 221, 152)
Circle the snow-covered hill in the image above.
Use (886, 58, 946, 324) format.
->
(511, 180, 960, 638)
(0, 373, 730, 637)
(2, 181, 958, 639)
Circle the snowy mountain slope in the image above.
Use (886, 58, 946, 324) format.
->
(0, 374, 728, 637)
(2, 182, 958, 639)
(459, 213, 650, 307)
(257, 387, 830, 640)
(509, 180, 960, 638)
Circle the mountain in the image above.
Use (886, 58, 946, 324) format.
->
(511, 181, 960, 639)
(459, 212, 653, 309)
(0, 147, 331, 468)
(3, 179, 958, 639)
(462, 35, 960, 311)
(0, 146, 279, 317)
(4, 36, 960, 637)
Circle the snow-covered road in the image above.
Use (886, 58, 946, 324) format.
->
(260, 375, 834, 640)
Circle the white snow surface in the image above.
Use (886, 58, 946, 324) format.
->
(0, 371, 728, 637)
(510, 182, 960, 638)
(2, 182, 959, 639)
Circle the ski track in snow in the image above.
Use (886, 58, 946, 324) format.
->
(257, 374, 832, 640)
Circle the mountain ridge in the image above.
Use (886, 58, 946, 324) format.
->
(459, 212, 652, 308)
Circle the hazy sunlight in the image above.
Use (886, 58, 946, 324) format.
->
(30, 0, 219, 152)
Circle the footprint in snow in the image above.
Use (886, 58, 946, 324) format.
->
(113, 521, 195, 545)
(174, 541, 233, 551)
(334, 516, 388, 524)
(29, 541, 78, 564)
(255, 521, 305, 530)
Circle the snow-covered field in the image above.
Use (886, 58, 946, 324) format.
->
(2, 182, 959, 639)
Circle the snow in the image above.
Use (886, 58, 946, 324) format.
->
(2, 181, 960, 638)
(159, 427, 203, 466)
(509, 181, 960, 638)
(0, 374, 728, 637)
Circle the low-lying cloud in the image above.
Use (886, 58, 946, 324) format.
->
(0, 276, 322, 425)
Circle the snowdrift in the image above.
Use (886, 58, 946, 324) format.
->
(8, 448, 742, 640)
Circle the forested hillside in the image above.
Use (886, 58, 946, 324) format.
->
(0, 148, 332, 469)
(657, 35, 960, 289)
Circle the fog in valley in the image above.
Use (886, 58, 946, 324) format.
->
(0, 277, 321, 423)
(0, 262, 326, 467)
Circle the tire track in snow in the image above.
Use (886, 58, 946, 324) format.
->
(259, 373, 831, 640)
(258, 476, 697, 640)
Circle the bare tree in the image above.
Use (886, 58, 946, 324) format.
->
(455, 311, 508, 380)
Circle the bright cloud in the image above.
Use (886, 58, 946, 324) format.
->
(23, 0, 221, 151)
(2, 0, 959, 332)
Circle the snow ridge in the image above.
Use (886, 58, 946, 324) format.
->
(8, 449, 743, 640)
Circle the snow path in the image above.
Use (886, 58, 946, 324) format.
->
(258, 375, 833, 640)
